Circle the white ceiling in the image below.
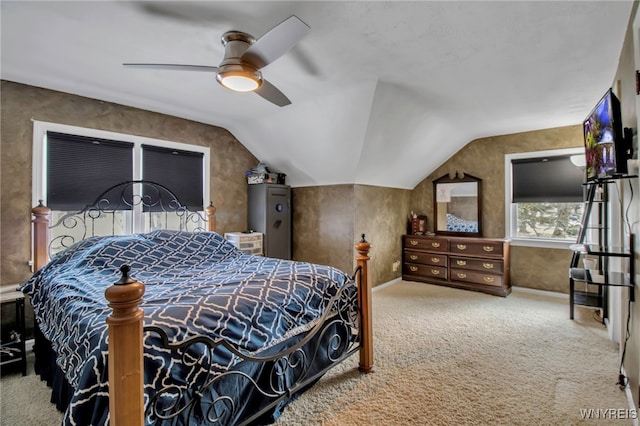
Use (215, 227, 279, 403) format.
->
(1, 1, 634, 189)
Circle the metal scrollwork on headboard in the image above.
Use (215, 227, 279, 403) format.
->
(48, 180, 210, 255)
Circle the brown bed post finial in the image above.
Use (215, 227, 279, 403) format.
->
(206, 201, 217, 232)
(356, 233, 374, 373)
(32, 201, 51, 271)
(105, 265, 146, 426)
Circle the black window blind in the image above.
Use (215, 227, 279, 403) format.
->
(512, 155, 584, 203)
(47, 132, 133, 210)
(142, 145, 204, 211)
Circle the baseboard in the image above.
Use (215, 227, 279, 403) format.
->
(621, 365, 639, 426)
(372, 277, 402, 292)
(511, 286, 568, 300)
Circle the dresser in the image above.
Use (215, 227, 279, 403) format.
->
(403, 235, 511, 297)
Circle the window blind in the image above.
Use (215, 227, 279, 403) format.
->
(512, 155, 584, 203)
(46, 132, 134, 210)
(142, 144, 204, 211)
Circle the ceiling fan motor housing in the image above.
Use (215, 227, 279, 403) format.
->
(216, 31, 262, 91)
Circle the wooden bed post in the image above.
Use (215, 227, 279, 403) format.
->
(356, 234, 374, 373)
(32, 201, 51, 272)
(105, 265, 146, 426)
(206, 202, 216, 232)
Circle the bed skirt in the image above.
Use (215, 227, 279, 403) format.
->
(33, 324, 74, 413)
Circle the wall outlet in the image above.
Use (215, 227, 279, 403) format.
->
(392, 260, 400, 272)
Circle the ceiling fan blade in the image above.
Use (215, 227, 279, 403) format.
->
(123, 63, 219, 73)
(241, 15, 310, 69)
(255, 80, 291, 107)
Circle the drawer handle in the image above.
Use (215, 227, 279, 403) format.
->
(431, 257, 440, 263)
(410, 240, 418, 246)
(431, 269, 440, 275)
(456, 260, 466, 266)
(410, 255, 418, 260)
(410, 266, 418, 272)
(483, 262, 494, 269)
(484, 276, 495, 283)
(431, 242, 441, 248)
(456, 244, 466, 250)
(457, 273, 467, 279)
(483, 246, 494, 252)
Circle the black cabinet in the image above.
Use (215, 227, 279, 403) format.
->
(247, 184, 291, 259)
(1, 287, 27, 376)
(569, 178, 635, 320)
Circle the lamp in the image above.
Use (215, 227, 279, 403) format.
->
(216, 64, 262, 92)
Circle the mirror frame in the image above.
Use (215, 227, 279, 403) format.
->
(433, 172, 482, 238)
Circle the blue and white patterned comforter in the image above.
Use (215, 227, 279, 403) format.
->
(21, 230, 353, 425)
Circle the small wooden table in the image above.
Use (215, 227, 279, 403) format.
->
(0, 286, 27, 376)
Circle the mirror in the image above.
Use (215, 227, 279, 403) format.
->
(433, 172, 482, 237)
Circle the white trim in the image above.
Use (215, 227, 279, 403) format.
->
(504, 147, 584, 248)
(508, 237, 577, 250)
(372, 277, 402, 292)
(511, 285, 568, 300)
(622, 364, 639, 426)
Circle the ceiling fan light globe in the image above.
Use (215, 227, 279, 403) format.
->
(220, 75, 260, 92)
(216, 65, 262, 92)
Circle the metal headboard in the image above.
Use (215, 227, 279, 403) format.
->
(45, 180, 214, 255)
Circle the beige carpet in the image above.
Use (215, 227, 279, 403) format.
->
(0, 281, 632, 425)
(275, 281, 631, 426)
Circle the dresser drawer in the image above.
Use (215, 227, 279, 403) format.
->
(450, 257, 503, 274)
(404, 236, 448, 252)
(449, 240, 503, 257)
(405, 251, 447, 266)
(450, 269, 503, 287)
(404, 263, 447, 280)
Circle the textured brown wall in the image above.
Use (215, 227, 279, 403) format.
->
(411, 125, 583, 293)
(354, 185, 412, 286)
(0, 81, 592, 295)
(292, 184, 411, 287)
(292, 185, 355, 274)
(0, 81, 258, 286)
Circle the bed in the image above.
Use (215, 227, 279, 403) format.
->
(24, 180, 373, 426)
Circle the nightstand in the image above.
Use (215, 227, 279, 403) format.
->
(0, 286, 27, 376)
(224, 232, 264, 255)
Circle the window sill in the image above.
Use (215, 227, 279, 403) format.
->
(508, 237, 576, 250)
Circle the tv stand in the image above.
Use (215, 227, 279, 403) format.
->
(568, 179, 636, 321)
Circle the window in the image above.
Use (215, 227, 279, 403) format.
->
(505, 148, 585, 248)
(32, 121, 210, 242)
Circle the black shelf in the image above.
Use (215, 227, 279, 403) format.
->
(568, 179, 636, 321)
(570, 268, 632, 288)
(0, 290, 26, 376)
(572, 290, 603, 308)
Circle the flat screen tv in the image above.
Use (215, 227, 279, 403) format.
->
(583, 88, 628, 180)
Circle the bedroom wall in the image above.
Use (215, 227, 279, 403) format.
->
(354, 184, 412, 286)
(612, 3, 639, 409)
(0, 81, 258, 286)
(411, 125, 583, 293)
(292, 185, 355, 274)
(292, 184, 411, 287)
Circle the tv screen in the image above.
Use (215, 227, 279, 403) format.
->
(583, 88, 625, 180)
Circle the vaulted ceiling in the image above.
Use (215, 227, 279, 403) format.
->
(1, 1, 634, 189)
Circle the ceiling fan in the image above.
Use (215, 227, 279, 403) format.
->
(123, 15, 310, 107)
